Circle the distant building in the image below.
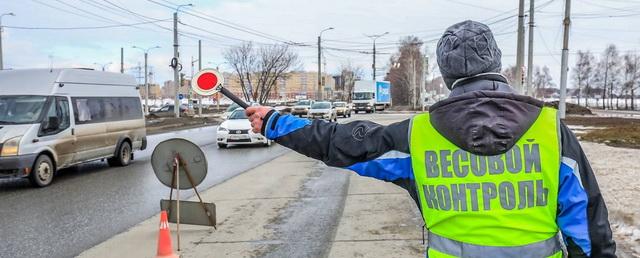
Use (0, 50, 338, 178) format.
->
(138, 83, 161, 99)
(223, 71, 334, 101)
(162, 80, 175, 99)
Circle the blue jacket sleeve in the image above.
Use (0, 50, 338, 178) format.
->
(262, 112, 413, 181)
(557, 157, 591, 257)
(558, 123, 616, 258)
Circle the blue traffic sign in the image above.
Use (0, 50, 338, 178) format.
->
(178, 94, 184, 100)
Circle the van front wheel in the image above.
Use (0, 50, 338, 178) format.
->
(29, 155, 55, 187)
(108, 141, 131, 167)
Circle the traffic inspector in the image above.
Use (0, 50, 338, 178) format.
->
(245, 20, 616, 258)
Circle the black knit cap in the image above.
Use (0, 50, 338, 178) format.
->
(436, 20, 503, 89)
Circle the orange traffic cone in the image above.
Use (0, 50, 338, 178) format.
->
(156, 211, 179, 258)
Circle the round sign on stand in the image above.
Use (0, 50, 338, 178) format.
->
(151, 138, 207, 189)
(191, 68, 225, 96)
(151, 138, 215, 250)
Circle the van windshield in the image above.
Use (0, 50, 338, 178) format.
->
(296, 100, 311, 106)
(0, 95, 48, 124)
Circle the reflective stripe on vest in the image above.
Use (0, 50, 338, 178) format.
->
(409, 107, 561, 249)
(428, 231, 563, 258)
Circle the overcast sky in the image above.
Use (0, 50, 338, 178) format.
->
(1, 0, 639, 86)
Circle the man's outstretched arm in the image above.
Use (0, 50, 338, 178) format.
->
(246, 106, 414, 182)
(557, 122, 616, 258)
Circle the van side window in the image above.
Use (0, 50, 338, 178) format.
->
(72, 97, 141, 124)
(120, 98, 142, 120)
(56, 97, 70, 130)
(103, 98, 120, 121)
(40, 97, 70, 136)
(73, 98, 93, 123)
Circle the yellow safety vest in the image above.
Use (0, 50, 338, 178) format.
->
(409, 107, 563, 258)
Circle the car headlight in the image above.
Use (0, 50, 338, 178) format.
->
(218, 127, 228, 132)
(367, 103, 373, 106)
(1, 136, 22, 157)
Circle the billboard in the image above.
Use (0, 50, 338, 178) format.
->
(376, 81, 391, 103)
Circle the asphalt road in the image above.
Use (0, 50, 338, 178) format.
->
(259, 113, 412, 257)
(0, 126, 289, 258)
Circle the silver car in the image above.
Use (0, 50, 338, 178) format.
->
(308, 101, 337, 122)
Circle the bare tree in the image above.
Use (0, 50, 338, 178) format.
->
(224, 42, 257, 102)
(623, 52, 639, 110)
(224, 42, 300, 104)
(572, 50, 595, 107)
(386, 36, 424, 107)
(533, 66, 554, 98)
(596, 44, 621, 109)
(502, 65, 518, 86)
(337, 62, 364, 102)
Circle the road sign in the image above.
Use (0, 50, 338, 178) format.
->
(191, 68, 225, 96)
(151, 138, 216, 245)
(151, 138, 207, 189)
(178, 94, 184, 100)
(190, 68, 249, 109)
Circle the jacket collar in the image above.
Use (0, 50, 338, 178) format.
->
(450, 72, 509, 90)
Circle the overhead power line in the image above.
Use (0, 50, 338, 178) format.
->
(159, 0, 296, 44)
(148, 0, 301, 46)
(5, 19, 172, 30)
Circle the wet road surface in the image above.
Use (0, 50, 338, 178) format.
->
(0, 126, 289, 258)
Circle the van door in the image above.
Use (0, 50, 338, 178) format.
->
(36, 96, 75, 168)
(71, 97, 108, 163)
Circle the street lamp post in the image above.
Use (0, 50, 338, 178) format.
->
(208, 61, 227, 111)
(133, 45, 161, 115)
(189, 56, 202, 114)
(367, 32, 389, 81)
(317, 27, 334, 101)
(0, 12, 15, 70)
(173, 3, 193, 118)
(94, 62, 112, 71)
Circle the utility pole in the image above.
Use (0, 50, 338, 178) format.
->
(133, 45, 160, 115)
(318, 27, 334, 101)
(189, 55, 194, 111)
(0, 13, 15, 70)
(526, 0, 535, 96)
(120, 47, 124, 73)
(173, 4, 192, 118)
(373, 42, 376, 80)
(421, 54, 428, 111)
(323, 53, 328, 100)
(515, 0, 526, 93)
(558, 0, 571, 119)
(368, 32, 389, 81)
(198, 40, 202, 116)
(143, 54, 148, 113)
(173, 11, 180, 118)
(411, 56, 417, 110)
(317, 35, 321, 100)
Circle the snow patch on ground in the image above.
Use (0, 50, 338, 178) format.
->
(567, 125, 605, 135)
(581, 141, 640, 257)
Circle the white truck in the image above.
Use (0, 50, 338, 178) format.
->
(352, 80, 391, 113)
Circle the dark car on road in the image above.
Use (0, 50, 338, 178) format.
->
(149, 104, 188, 118)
